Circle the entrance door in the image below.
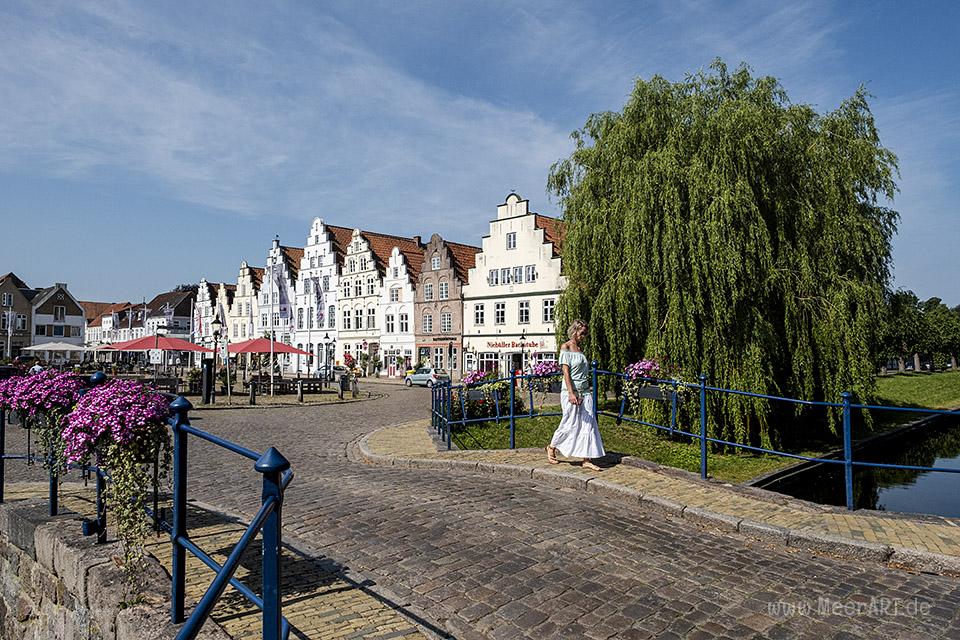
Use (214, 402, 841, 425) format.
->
(510, 352, 522, 374)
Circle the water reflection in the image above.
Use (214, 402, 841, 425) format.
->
(757, 418, 960, 518)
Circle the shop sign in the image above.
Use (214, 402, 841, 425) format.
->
(485, 339, 547, 349)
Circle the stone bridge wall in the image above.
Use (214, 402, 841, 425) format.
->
(0, 498, 226, 640)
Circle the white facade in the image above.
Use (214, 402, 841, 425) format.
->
(30, 285, 85, 349)
(228, 262, 263, 345)
(378, 247, 417, 377)
(462, 194, 566, 374)
(262, 238, 301, 374)
(337, 229, 382, 367)
(292, 219, 345, 377)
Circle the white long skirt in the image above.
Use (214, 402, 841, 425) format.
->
(550, 392, 605, 459)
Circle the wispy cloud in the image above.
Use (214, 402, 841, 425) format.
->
(0, 1, 570, 235)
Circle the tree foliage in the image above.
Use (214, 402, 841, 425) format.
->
(548, 61, 899, 446)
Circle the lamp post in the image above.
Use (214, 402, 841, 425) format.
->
(447, 339, 454, 375)
(328, 336, 336, 383)
(211, 318, 222, 404)
(519, 330, 527, 375)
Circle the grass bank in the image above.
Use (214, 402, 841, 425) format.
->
(451, 371, 960, 484)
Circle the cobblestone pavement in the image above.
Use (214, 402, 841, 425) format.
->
(5, 384, 960, 638)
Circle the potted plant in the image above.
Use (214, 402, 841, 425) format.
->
(63, 379, 171, 573)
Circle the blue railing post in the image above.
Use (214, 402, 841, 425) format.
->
(95, 470, 107, 544)
(0, 407, 5, 504)
(591, 361, 599, 418)
(509, 371, 516, 449)
(48, 437, 58, 517)
(445, 383, 452, 450)
(670, 381, 678, 436)
(699, 373, 708, 479)
(842, 391, 854, 511)
(255, 447, 290, 640)
(169, 396, 192, 624)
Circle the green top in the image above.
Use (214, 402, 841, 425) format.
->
(559, 349, 590, 394)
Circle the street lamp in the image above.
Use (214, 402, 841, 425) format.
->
(211, 317, 222, 403)
(447, 339, 454, 374)
(519, 330, 527, 375)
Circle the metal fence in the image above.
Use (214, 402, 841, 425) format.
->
(0, 372, 293, 640)
(432, 363, 960, 511)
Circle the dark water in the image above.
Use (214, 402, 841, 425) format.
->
(755, 417, 960, 518)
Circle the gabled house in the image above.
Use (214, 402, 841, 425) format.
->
(0, 272, 39, 359)
(30, 282, 86, 349)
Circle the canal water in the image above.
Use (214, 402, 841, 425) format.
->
(754, 416, 960, 518)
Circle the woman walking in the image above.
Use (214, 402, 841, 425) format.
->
(546, 319, 605, 471)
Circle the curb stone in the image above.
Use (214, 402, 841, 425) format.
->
(356, 423, 960, 578)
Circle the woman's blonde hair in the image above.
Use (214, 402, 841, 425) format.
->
(567, 319, 587, 340)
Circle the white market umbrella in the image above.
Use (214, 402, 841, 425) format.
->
(22, 342, 88, 352)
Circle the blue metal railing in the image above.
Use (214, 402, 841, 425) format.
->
(0, 373, 292, 640)
(432, 363, 960, 511)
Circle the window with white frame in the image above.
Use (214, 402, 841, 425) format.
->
(16, 315, 26, 330)
(354, 309, 363, 329)
(399, 313, 409, 333)
(386, 314, 395, 333)
(322, 275, 329, 291)
(304, 279, 311, 294)
(349, 259, 356, 273)
(343, 310, 352, 330)
(297, 308, 304, 329)
(424, 283, 434, 300)
(431, 255, 441, 270)
(389, 287, 399, 302)
(525, 265, 537, 282)
(328, 305, 335, 328)
(518, 300, 530, 324)
(1, 293, 11, 306)
(441, 312, 452, 332)
(450, 347, 458, 370)
(434, 347, 444, 369)
(500, 268, 510, 285)
(488, 269, 499, 286)
(495, 302, 506, 325)
(367, 307, 376, 328)
(439, 281, 448, 299)
(361, 257, 369, 271)
(392, 267, 399, 278)
(543, 298, 555, 322)
(354, 281, 362, 297)
(423, 313, 433, 333)
(506, 232, 517, 250)
(474, 303, 485, 326)
(308, 308, 314, 329)
(273, 313, 280, 326)
(261, 314, 268, 327)
(54, 305, 66, 322)
(513, 266, 523, 284)
(310, 256, 316, 268)
(366, 278, 375, 295)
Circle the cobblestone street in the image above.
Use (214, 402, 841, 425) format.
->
(6, 382, 960, 638)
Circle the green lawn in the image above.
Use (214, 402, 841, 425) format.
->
(874, 370, 960, 410)
(451, 371, 960, 484)
(452, 407, 823, 484)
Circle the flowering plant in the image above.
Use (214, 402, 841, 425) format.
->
(527, 360, 562, 408)
(64, 380, 171, 571)
(0, 371, 87, 471)
(343, 352, 356, 369)
(451, 369, 523, 420)
(623, 358, 690, 408)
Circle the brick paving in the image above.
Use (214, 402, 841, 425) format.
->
(3, 382, 960, 638)
(367, 421, 960, 560)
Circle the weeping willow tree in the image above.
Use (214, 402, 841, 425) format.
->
(548, 62, 899, 447)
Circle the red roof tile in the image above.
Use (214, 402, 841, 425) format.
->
(534, 214, 565, 258)
(361, 231, 425, 280)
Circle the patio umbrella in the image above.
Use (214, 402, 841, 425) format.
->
(104, 336, 213, 352)
(21, 342, 88, 352)
(227, 337, 310, 356)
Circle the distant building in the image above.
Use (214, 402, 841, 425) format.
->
(462, 194, 566, 374)
(30, 282, 86, 356)
(0, 272, 38, 359)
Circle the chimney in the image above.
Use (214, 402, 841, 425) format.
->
(413, 235, 422, 247)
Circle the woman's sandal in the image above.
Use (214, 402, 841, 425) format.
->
(581, 460, 602, 471)
(546, 446, 559, 464)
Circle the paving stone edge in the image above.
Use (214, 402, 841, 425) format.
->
(356, 424, 960, 578)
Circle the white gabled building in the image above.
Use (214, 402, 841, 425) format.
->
(262, 238, 303, 374)
(378, 246, 420, 378)
(337, 229, 423, 374)
(228, 261, 264, 344)
(462, 193, 566, 374)
(291, 220, 352, 377)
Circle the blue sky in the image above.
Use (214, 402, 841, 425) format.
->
(1, 0, 958, 305)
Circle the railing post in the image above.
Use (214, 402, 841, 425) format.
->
(509, 371, 516, 449)
(255, 447, 291, 640)
(445, 382, 452, 450)
(95, 470, 107, 544)
(699, 373, 708, 480)
(670, 381, 678, 436)
(591, 360, 599, 418)
(0, 407, 5, 504)
(169, 396, 192, 624)
(842, 391, 854, 511)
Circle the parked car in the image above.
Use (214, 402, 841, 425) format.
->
(404, 367, 450, 387)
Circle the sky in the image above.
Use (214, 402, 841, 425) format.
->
(1, 0, 958, 305)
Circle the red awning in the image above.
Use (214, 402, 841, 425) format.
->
(103, 336, 213, 353)
(227, 337, 311, 356)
